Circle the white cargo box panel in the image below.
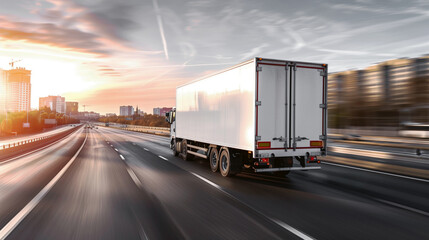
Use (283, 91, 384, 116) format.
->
(176, 59, 257, 151)
(255, 58, 327, 158)
(176, 58, 327, 158)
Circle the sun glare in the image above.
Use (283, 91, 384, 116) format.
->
(0, 40, 104, 109)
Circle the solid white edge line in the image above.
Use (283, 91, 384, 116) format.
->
(0, 131, 88, 240)
(375, 198, 429, 217)
(158, 156, 168, 161)
(322, 162, 429, 183)
(120, 155, 125, 160)
(271, 219, 315, 240)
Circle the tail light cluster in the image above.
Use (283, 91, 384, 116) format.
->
(307, 156, 320, 164)
(254, 158, 270, 166)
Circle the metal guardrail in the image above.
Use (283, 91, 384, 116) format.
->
(98, 122, 170, 136)
(0, 136, 51, 151)
(0, 125, 81, 151)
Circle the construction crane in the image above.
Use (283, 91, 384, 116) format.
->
(9, 59, 22, 69)
(82, 104, 90, 112)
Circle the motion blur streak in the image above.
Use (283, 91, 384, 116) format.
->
(0, 126, 428, 239)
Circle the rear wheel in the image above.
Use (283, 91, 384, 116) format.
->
(209, 148, 219, 172)
(172, 139, 179, 156)
(181, 140, 194, 161)
(273, 157, 293, 177)
(219, 149, 232, 177)
(219, 148, 242, 177)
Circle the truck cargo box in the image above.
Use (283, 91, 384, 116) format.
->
(174, 57, 327, 159)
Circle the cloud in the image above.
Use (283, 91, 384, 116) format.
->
(0, 19, 108, 55)
(331, 3, 388, 13)
(316, 48, 395, 57)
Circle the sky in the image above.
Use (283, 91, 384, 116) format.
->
(0, 0, 428, 114)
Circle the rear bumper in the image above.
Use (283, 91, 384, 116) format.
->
(255, 148, 322, 158)
(255, 166, 321, 173)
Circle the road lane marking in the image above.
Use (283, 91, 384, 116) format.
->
(114, 148, 119, 152)
(126, 167, 143, 189)
(190, 172, 221, 190)
(120, 155, 125, 160)
(375, 198, 429, 217)
(271, 219, 314, 240)
(322, 162, 429, 183)
(189, 172, 313, 239)
(144, 148, 149, 151)
(0, 132, 88, 240)
(158, 156, 168, 161)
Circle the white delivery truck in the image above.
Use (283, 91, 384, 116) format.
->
(166, 57, 327, 177)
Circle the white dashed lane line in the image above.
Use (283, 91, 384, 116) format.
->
(120, 155, 125, 160)
(189, 171, 314, 240)
(190, 172, 221, 190)
(114, 148, 119, 152)
(126, 167, 143, 189)
(158, 156, 168, 161)
(143, 148, 149, 151)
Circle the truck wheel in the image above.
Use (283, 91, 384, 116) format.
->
(273, 157, 293, 177)
(172, 139, 179, 156)
(181, 140, 194, 161)
(209, 148, 219, 172)
(219, 149, 234, 177)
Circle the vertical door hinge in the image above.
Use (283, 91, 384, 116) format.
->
(319, 69, 327, 77)
(319, 104, 327, 109)
(256, 101, 261, 106)
(319, 135, 327, 140)
(256, 66, 262, 72)
(255, 136, 261, 141)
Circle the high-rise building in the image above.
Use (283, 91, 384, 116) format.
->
(66, 101, 79, 114)
(39, 96, 66, 114)
(0, 69, 7, 113)
(119, 105, 134, 116)
(328, 54, 429, 127)
(3, 67, 31, 112)
(153, 107, 172, 116)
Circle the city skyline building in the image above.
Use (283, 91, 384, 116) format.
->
(328, 54, 429, 127)
(119, 105, 134, 116)
(153, 107, 172, 117)
(39, 95, 66, 114)
(1, 67, 31, 113)
(66, 101, 79, 115)
(0, 69, 6, 113)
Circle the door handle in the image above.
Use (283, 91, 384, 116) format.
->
(294, 136, 308, 142)
(273, 136, 286, 142)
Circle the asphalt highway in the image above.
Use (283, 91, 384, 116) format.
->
(0, 126, 428, 239)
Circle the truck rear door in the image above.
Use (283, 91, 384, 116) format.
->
(255, 59, 327, 156)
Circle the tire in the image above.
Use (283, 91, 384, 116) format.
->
(209, 148, 219, 172)
(219, 149, 234, 177)
(172, 139, 179, 156)
(181, 140, 194, 161)
(273, 157, 293, 177)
